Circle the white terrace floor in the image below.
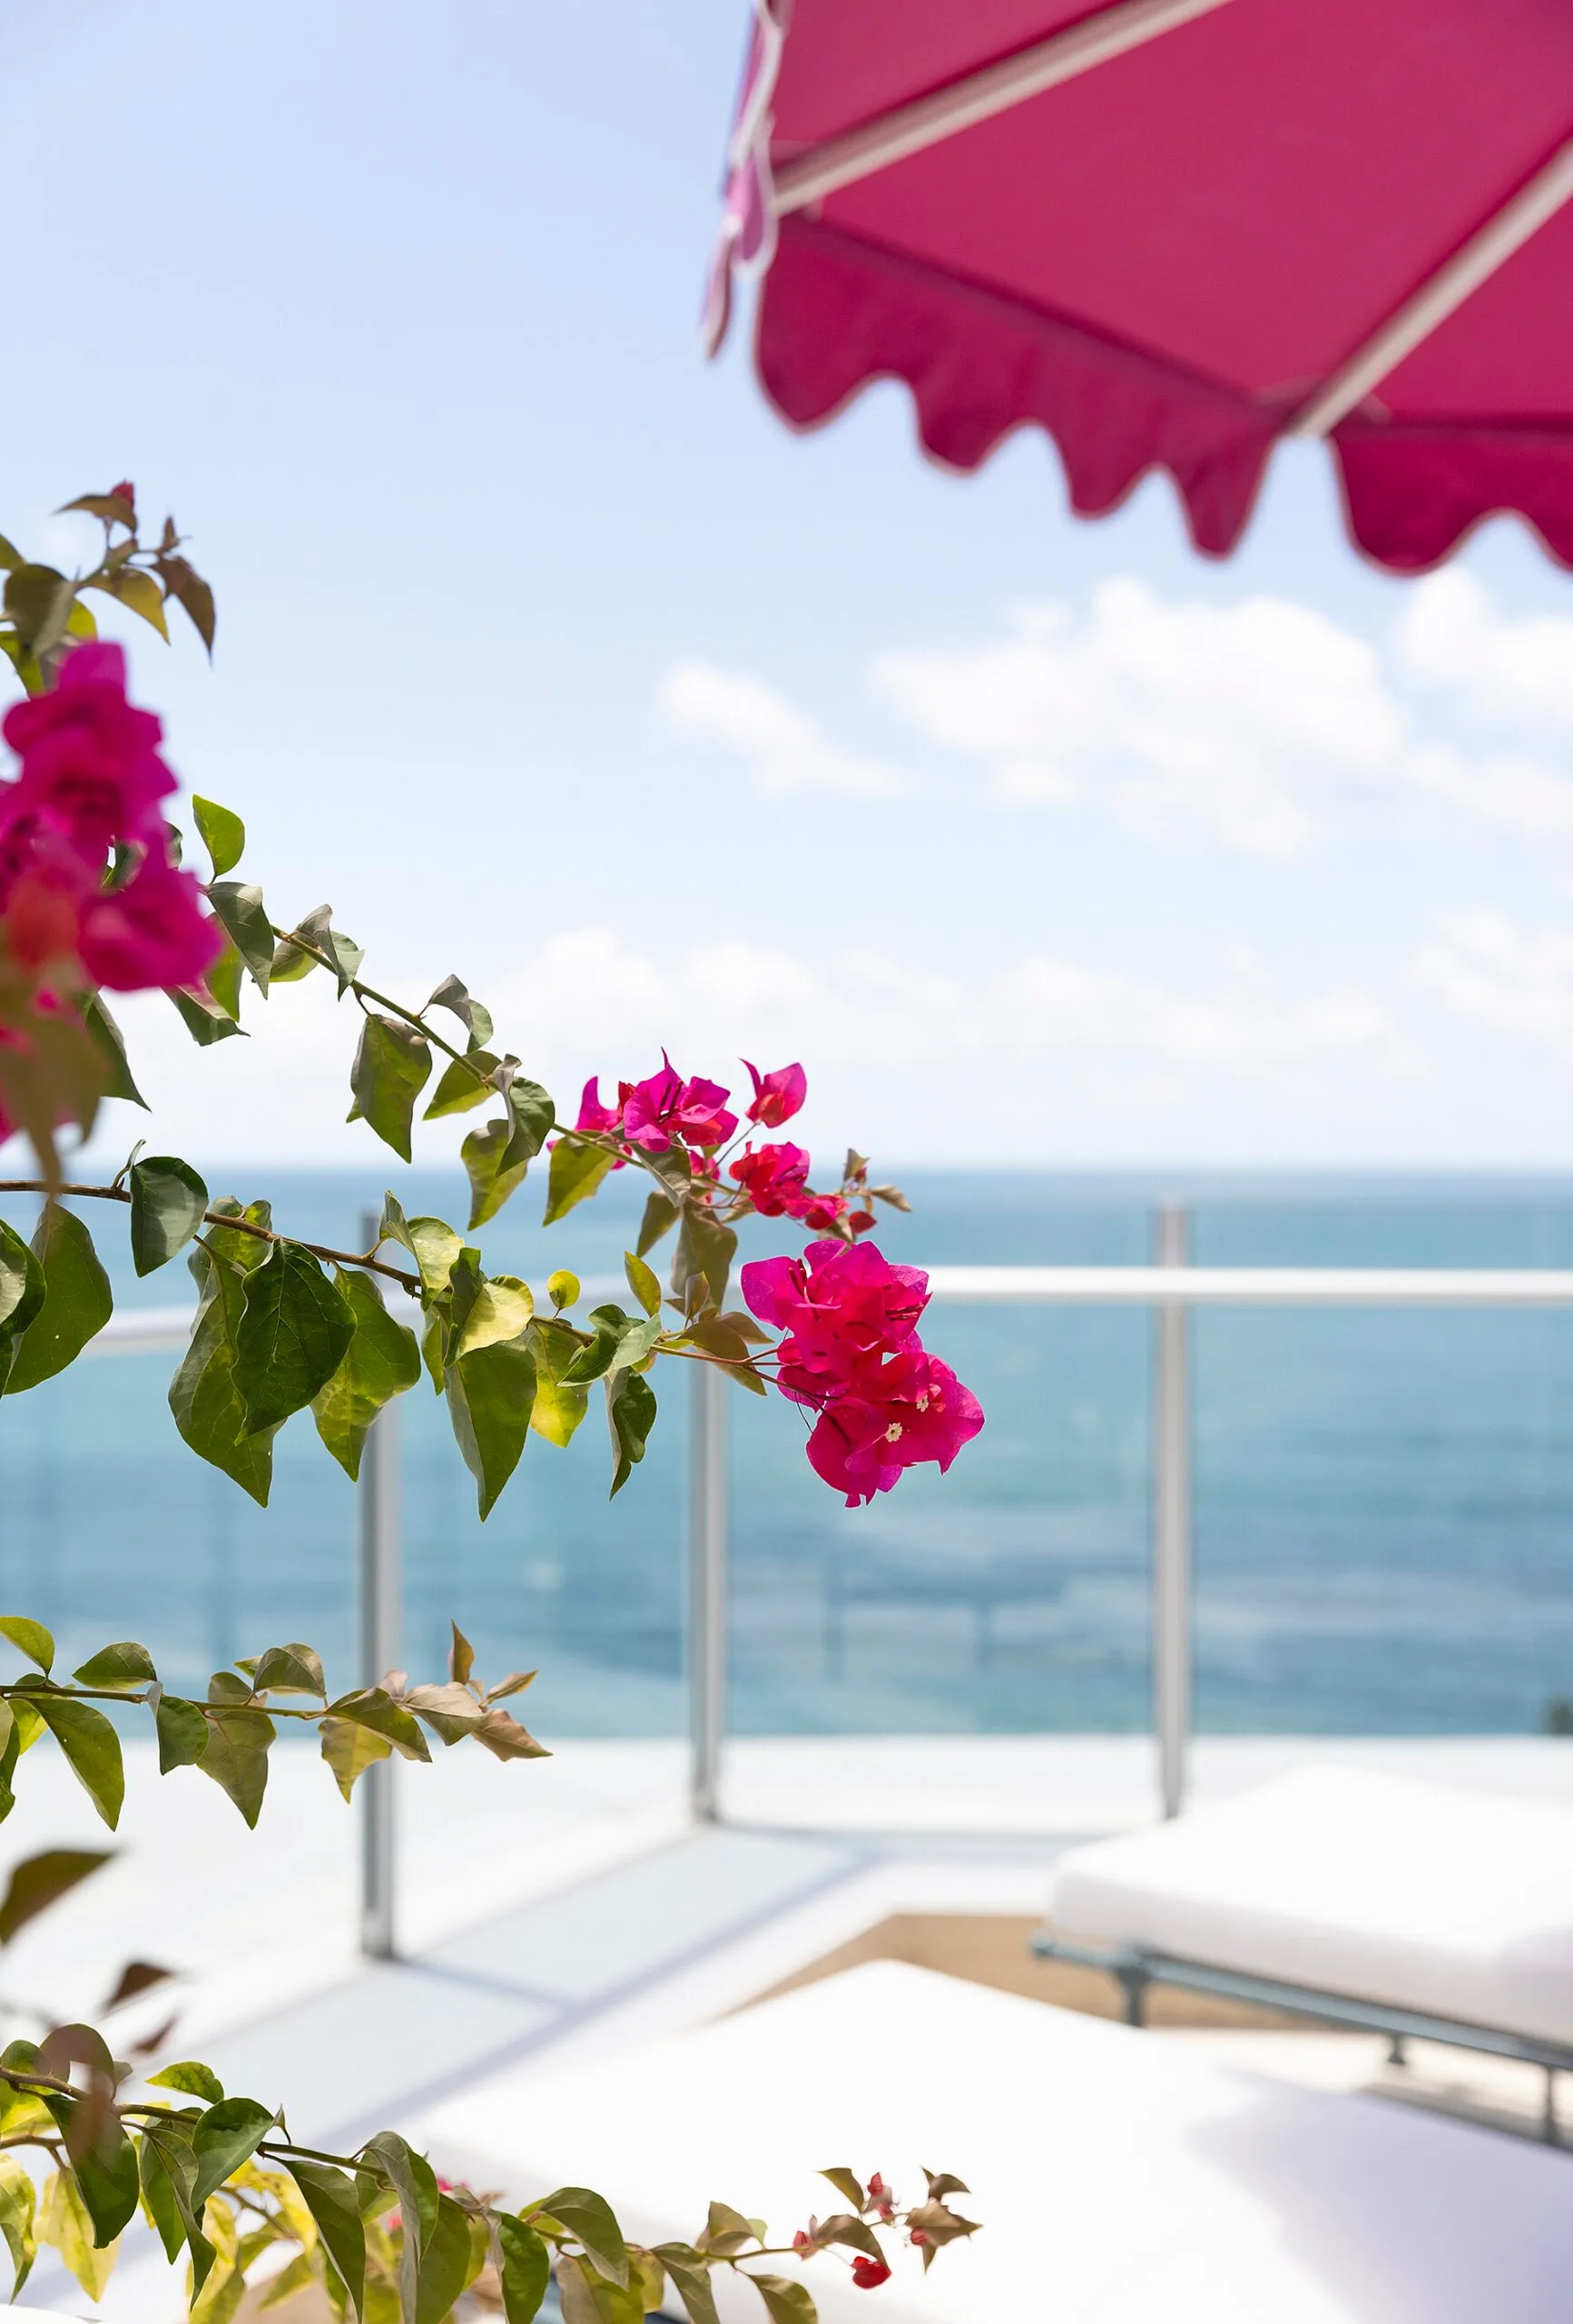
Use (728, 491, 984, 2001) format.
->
(14, 1733, 1573, 2315)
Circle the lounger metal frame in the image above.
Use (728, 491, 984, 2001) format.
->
(1032, 1929, 1573, 2143)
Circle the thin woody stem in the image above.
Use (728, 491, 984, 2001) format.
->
(0, 1181, 419, 1295)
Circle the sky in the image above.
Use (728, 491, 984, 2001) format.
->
(10, 0, 1573, 1173)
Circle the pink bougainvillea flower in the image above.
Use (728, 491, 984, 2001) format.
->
(575, 1076, 625, 1136)
(621, 1053, 738, 1151)
(742, 1058, 806, 1129)
(804, 1346, 985, 1508)
(2, 641, 175, 868)
(742, 1237, 929, 1358)
(803, 1191, 850, 1232)
(3, 860, 90, 971)
(850, 2256, 893, 2290)
(730, 1140, 811, 1217)
(75, 856, 222, 992)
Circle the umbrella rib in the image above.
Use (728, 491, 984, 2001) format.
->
(1290, 135, 1573, 438)
(772, 0, 1240, 214)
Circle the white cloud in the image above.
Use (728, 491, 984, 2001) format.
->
(1398, 569, 1573, 731)
(873, 580, 1404, 857)
(55, 925, 1401, 1173)
(659, 659, 909, 798)
(666, 576, 1573, 857)
(1413, 910, 1573, 1040)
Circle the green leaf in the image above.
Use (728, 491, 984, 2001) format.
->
(445, 1335, 536, 1519)
(671, 1210, 738, 1313)
(34, 1697, 123, 1829)
(0, 1614, 53, 1672)
(191, 2097, 276, 2205)
(148, 2060, 225, 2102)
(58, 488, 137, 527)
(747, 2276, 817, 2324)
(207, 881, 273, 995)
(154, 1695, 209, 1771)
(311, 1271, 420, 1481)
(82, 994, 147, 1107)
(425, 975, 494, 1049)
(71, 1640, 156, 1689)
(156, 554, 216, 655)
(605, 1369, 657, 1498)
(0, 2151, 36, 2298)
(5, 564, 74, 658)
(422, 1050, 498, 1120)
(556, 2257, 642, 2324)
(363, 2133, 435, 2324)
(40, 2167, 119, 2296)
(402, 1680, 484, 1745)
(349, 1016, 432, 1162)
(460, 1118, 531, 1231)
(169, 984, 247, 1045)
(698, 2202, 756, 2257)
(85, 561, 168, 639)
(543, 1137, 615, 1226)
(193, 796, 245, 878)
(206, 935, 245, 1021)
(171, 1246, 280, 1505)
(526, 1322, 589, 1447)
(472, 1705, 548, 1761)
(198, 1706, 275, 1827)
(325, 1689, 431, 1763)
(379, 1196, 462, 1303)
(415, 2193, 474, 2324)
(4, 1204, 113, 1392)
(129, 1156, 210, 1275)
(236, 1243, 356, 1434)
(497, 2216, 550, 2324)
(0, 1847, 112, 1944)
(547, 1270, 580, 1309)
(453, 1273, 534, 1359)
(500, 1074, 555, 1170)
(138, 2137, 185, 2263)
(0, 1221, 45, 1393)
(652, 2247, 721, 2324)
(250, 1643, 326, 1696)
(526, 2190, 628, 2290)
(320, 1718, 392, 1801)
(288, 2161, 366, 2319)
(72, 2126, 143, 2249)
(624, 1251, 661, 1317)
(140, 2123, 217, 2293)
(636, 1193, 679, 1257)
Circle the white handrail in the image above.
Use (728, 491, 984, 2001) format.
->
(924, 1265, 1573, 1306)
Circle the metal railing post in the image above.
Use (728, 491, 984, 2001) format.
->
(689, 1359, 728, 1823)
(1153, 1201, 1193, 1821)
(359, 1211, 400, 1959)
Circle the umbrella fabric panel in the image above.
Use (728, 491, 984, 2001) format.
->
(737, 0, 1573, 570)
(759, 214, 1279, 551)
(770, 0, 1098, 149)
(796, 0, 1573, 399)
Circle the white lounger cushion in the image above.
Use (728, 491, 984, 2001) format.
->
(423, 1959, 1573, 2323)
(1047, 1765, 1573, 2049)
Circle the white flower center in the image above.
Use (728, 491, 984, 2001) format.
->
(885, 1422, 903, 1443)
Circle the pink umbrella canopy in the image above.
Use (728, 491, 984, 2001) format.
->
(706, 0, 1573, 573)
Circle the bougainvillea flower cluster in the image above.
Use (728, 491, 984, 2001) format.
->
(0, 642, 220, 993)
(742, 1239, 984, 1506)
(574, 1050, 887, 1240)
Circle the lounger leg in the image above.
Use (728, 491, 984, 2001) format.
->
(1544, 2069, 1559, 2145)
(1386, 2034, 1407, 2068)
(1116, 1965, 1149, 2027)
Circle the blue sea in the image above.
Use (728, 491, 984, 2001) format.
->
(7, 1169, 1573, 1741)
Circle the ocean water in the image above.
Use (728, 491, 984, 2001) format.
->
(6, 1168, 1573, 1741)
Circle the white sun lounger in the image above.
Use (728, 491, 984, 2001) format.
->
(1039, 1765, 1573, 2136)
(422, 1958, 1573, 2323)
